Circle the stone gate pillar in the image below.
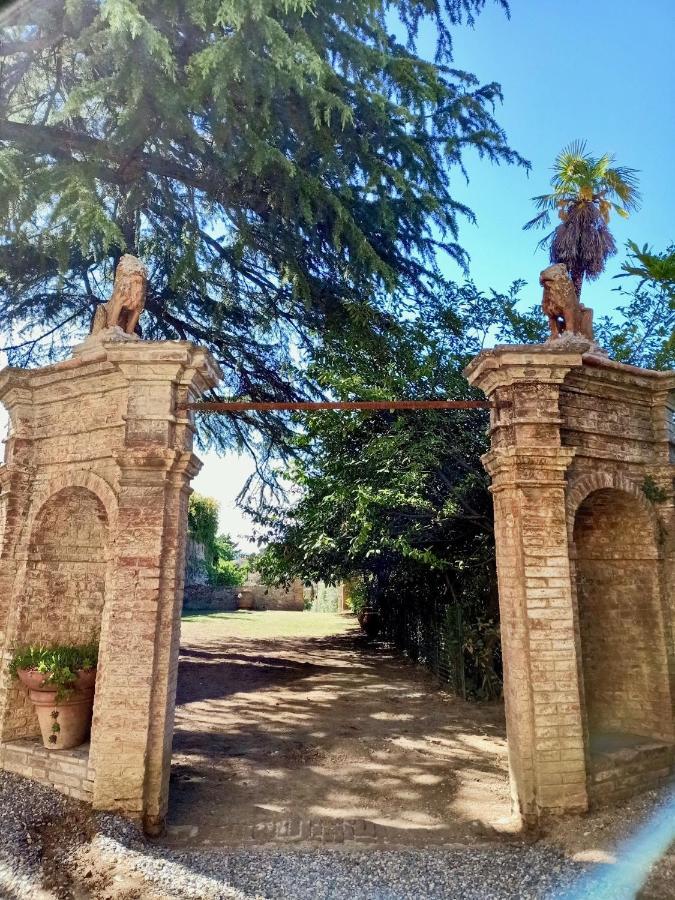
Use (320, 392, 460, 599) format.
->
(465, 345, 588, 822)
(466, 339, 675, 823)
(0, 329, 220, 833)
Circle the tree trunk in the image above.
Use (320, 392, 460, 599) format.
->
(570, 266, 583, 299)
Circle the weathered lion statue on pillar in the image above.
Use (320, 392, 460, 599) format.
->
(91, 254, 147, 336)
(540, 264, 594, 342)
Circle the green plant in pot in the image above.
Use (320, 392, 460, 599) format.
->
(9, 643, 99, 750)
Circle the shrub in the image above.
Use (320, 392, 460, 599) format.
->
(188, 494, 247, 586)
(462, 620, 502, 700)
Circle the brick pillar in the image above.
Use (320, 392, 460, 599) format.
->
(465, 344, 589, 822)
(0, 334, 220, 834)
(87, 343, 218, 833)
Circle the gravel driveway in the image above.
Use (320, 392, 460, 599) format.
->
(1, 771, 673, 900)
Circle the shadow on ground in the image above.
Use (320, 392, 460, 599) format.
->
(169, 612, 511, 846)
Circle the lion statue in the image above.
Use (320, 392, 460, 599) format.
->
(91, 254, 147, 335)
(540, 264, 594, 342)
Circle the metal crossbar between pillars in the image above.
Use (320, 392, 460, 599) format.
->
(180, 400, 497, 413)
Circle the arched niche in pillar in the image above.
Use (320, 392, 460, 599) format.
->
(3, 485, 112, 741)
(572, 488, 673, 749)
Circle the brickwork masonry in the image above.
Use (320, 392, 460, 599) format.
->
(0, 739, 93, 802)
(465, 344, 675, 823)
(0, 332, 220, 833)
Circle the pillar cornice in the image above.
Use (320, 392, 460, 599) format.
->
(483, 446, 577, 491)
(464, 344, 586, 399)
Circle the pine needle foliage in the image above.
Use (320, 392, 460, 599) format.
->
(0, 0, 525, 459)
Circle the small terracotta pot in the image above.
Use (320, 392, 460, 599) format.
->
(29, 689, 94, 750)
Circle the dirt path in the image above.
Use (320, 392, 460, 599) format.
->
(168, 611, 511, 846)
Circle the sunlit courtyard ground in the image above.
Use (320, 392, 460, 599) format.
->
(169, 610, 511, 846)
(0, 610, 672, 898)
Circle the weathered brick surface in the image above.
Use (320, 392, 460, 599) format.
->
(0, 738, 93, 800)
(0, 333, 219, 833)
(466, 345, 675, 824)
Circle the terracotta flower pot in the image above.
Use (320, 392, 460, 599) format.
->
(17, 668, 52, 692)
(75, 668, 97, 692)
(29, 688, 94, 750)
(357, 608, 381, 639)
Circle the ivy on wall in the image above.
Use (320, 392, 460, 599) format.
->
(187, 493, 246, 587)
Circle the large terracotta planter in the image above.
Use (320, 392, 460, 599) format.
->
(17, 666, 97, 694)
(17, 666, 97, 750)
(17, 669, 51, 692)
(29, 689, 94, 750)
(75, 668, 97, 692)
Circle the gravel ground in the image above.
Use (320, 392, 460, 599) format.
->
(0, 771, 672, 900)
(74, 818, 585, 900)
(0, 772, 70, 900)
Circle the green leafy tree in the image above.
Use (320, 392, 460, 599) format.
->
(617, 240, 675, 295)
(188, 493, 220, 551)
(594, 241, 675, 370)
(188, 492, 245, 585)
(0, 0, 524, 460)
(213, 533, 247, 586)
(525, 141, 640, 298)
(255, 279, 537, 697)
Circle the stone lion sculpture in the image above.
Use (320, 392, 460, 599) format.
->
(91, 254, 147, 335)
(540, 264, 594, 342)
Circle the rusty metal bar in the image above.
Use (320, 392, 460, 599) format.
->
(179, 399, 494, 412)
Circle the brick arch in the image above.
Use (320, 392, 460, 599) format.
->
(18, 471, 118, 557)
(572, 484, 673, 745)
(20, 484, 113, 648)
(566, 471, 661, 544)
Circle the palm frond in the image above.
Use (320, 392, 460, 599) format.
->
(603, 166, 641, 210)
(550, 203, 616, 280)
(525, 142, 640, 295)
(523, 209, 551, 231)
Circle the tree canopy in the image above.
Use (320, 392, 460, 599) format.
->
(595, 241, 675, 370)
(254, 279, 540, 592)
(0, 0, 524, 460)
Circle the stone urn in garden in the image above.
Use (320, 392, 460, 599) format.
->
(10, 644, 98, 750)
(357, 607, 381, 640)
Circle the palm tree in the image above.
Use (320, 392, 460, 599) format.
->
(525, 141, 641, 298)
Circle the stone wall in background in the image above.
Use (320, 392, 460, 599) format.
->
(182, 572, 305, 612)
(182, 584, 238, 612)
(185, 535, 210, 586)
(235, 571, 305, 611)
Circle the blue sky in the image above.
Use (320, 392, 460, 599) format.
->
(201, 0, 675, 548)
(430, 0, 675, 314)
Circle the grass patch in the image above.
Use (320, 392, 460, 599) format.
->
(181, 610, 356, 641)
